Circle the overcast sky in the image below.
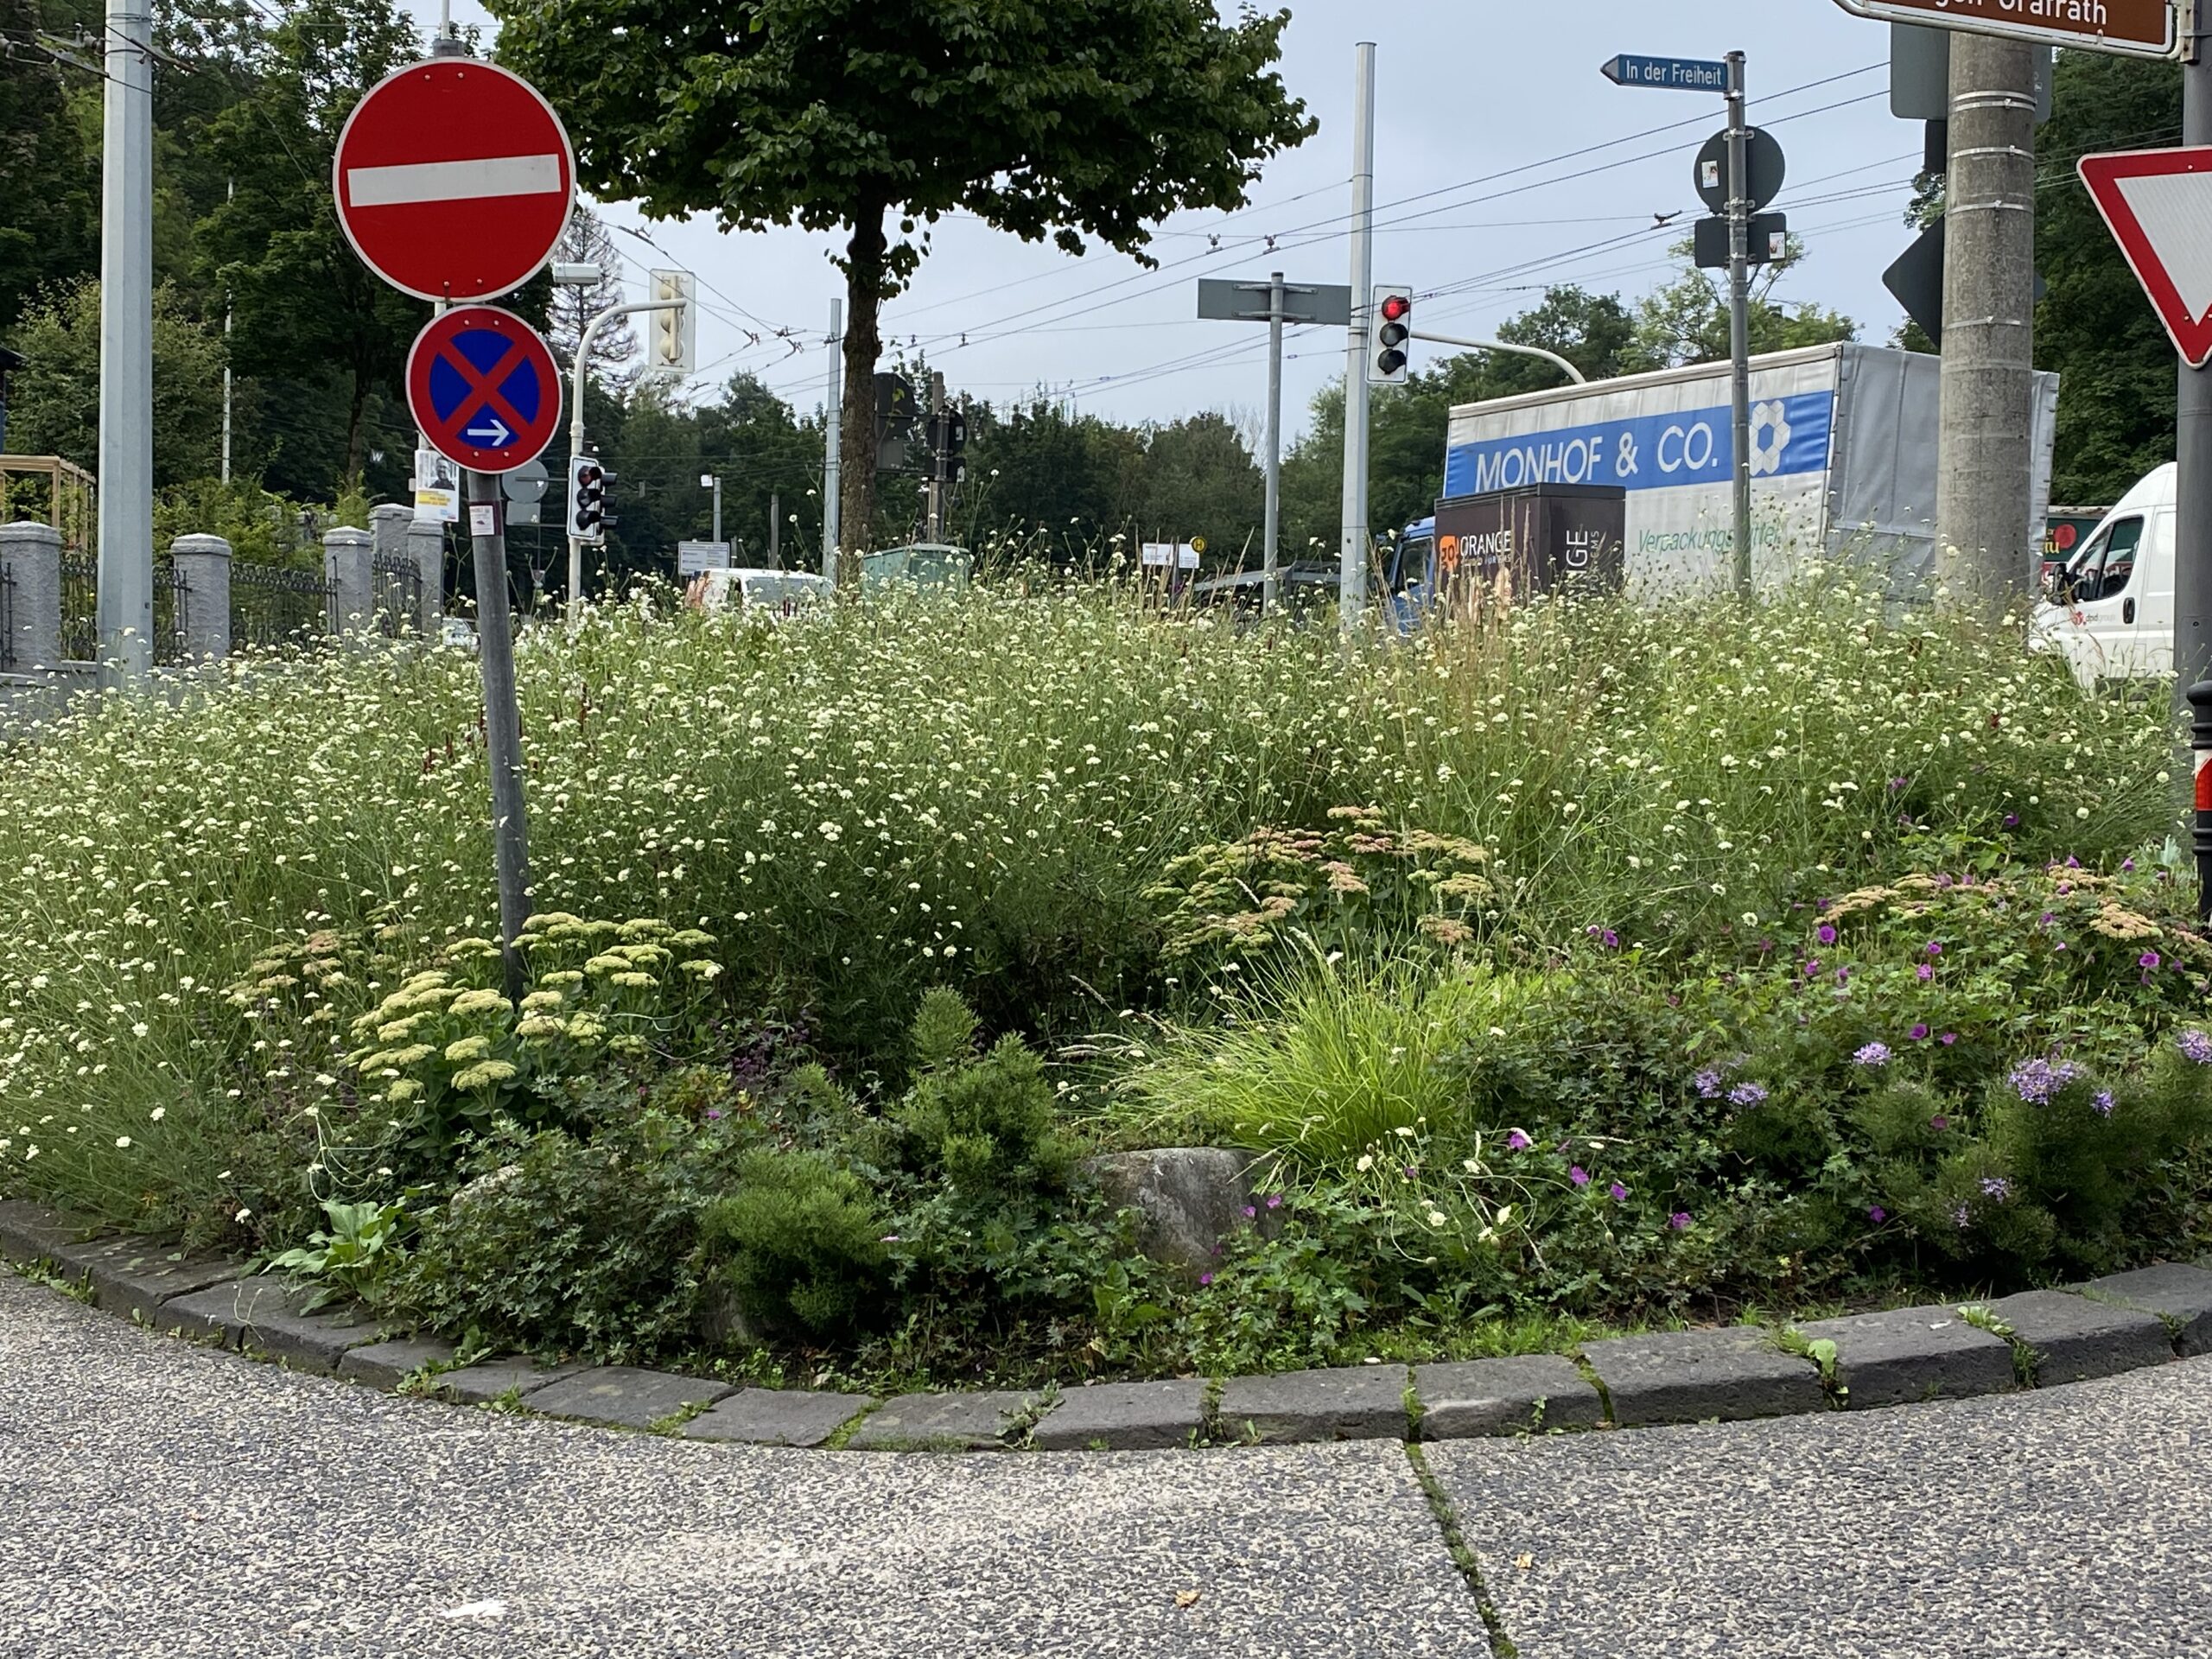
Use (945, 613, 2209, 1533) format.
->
(405, 0, 1928, 438)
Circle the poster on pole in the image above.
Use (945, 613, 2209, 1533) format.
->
(413, 447, 460, 524)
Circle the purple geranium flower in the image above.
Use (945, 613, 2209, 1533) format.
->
(1608, 1181, 1629, 1202)
(1909, 1023, 1929, 1041)
(1916, 963, 1934, 982)
(1925, 941, 1943, 957)
(1817, 924, 1838, 945)
(1569, 1166, 1591, 1187)
(2009, 1057, 2082, 1103)
(1930, 1114, 1950, 1131)
(1265, 1194, 1283, 1210)
(1669, 1211, 1693, 1230)
(1868, 1205, 1887, 1223)
(1506, 1129, 1532, 1151)
(1940, 1032, 1959, 1046)
(2140, 950, 2162, 970)
(1198, 1273, 1215, 1287)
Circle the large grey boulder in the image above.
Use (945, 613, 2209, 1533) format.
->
(1084, 1147, 1269, 1274)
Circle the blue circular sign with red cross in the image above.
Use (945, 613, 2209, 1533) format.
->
(405, 304, 562, 474)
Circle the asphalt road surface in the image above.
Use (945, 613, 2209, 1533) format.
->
(3, 1270, 2208, 1658)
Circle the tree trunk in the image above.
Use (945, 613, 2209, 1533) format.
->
(836, 201, 888, 588)
(345, 368, 368, 487)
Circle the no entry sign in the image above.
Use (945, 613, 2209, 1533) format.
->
(406, 305, 563, 473)
(334, 60, 575, 302)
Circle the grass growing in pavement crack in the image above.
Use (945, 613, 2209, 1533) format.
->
(1567, 1351, 1613, 1426)
(1403, 1443, 1518, 1659)
(1957, 1303, 2040, 1387)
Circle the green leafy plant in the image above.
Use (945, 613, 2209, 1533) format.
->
(267, 1197, 409, 1311)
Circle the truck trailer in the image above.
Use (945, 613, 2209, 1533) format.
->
(1387, 342, 2061, 606)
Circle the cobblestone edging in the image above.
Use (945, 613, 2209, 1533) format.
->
(7, 1197, 2211, 1453)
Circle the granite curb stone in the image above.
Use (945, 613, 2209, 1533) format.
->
(1413, 1353, 1605, 1440)
(1217, 1365, 1411, 1444)
(522, 1365, 734, 1429)
(683, 1387, 874, 1448)
(0, 1198, 106, 1262)
(60, 1237, 245, 1325)
(846, 1389, 1042, 1451)
(158, 1277, 377, 1373)
(1982, 1289, 2174, 1384)
(433, 1354, 589, 1405)
(1586, 1327, 1825, 1425)
(1028, 1378, 1208, 1451)
(1795, 1304, 2017, 1407)
(2076, 1262, 2212, 1355)
(337, 1337, 461, 1389)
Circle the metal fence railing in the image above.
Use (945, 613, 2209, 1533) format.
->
(56, 556, 191, 664)
(231, 562, 336, 652)
(371, 552, 423, 638)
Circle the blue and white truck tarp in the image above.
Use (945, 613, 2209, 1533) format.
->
(1438, 342, 2061, 595)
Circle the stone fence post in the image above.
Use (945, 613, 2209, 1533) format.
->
(0, 521, 62, 669)
(167, 533, 232, 663)
(409, 518, 447, 632)
(322, 525, 374, 634)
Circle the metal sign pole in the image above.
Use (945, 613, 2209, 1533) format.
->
(1265, 270, 1286, 617)
(466, 468, 533, 1001)
(2180, 6, 2212, 710)
(1338, 41, 1377, 635)
(1726, 49, 1754, 599)
(823, 298, 843, 582)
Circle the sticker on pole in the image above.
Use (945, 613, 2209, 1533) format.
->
(2080, 147, 2212, 368)
(334, 59, 575, 302)
(406, 305, 562, 474)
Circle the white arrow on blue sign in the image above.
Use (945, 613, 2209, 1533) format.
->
(1600, 54, 1730, 92)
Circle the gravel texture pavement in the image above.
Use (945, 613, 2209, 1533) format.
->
(1430, 1352, 2212, 1658)
(0, 1274, 1476, 1658)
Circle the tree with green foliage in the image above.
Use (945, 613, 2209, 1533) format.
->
(194, 0, 428, 485)
(1624, 235, 1856, 369)
(6, 279, 226, 486)
(2035, 49, 2182, 504)
(0, 0, 100, 328)
(487, 0, 1314, 575)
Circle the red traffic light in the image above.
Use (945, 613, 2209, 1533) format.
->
(1379, 293, 1414, 323)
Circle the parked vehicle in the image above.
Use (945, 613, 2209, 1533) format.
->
(437, 617, 478, 654)
(2028, 463, 2173, 688)
(685, 567, 832, 617)
(1390, 343, 2062, 610)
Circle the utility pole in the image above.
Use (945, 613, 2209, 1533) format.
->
(564, 296, 667, 625)
(96, 0, 154, 683)
(2179, 21, 2212, 706)
(465, 470, 533, 1001)
(1263, 271, 1285, 616)
(768, 492, 780, 566)
(925, 371, 947, 543)
(707, 474, 722, 545)
(1338, 40, 1377, 636)
(221, 178, 233, 487)
(1725, 50, 1754, 599)
(1935, 31, 2038, 614)
(823, 298, 842, 582)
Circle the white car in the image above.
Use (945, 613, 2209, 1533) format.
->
(685, 568, 831, 618)
(2028, 463, 2173, 689)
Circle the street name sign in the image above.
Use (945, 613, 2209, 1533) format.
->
(406, 305, 563, 472)
(1832, 0, 2180, 60)
(1599, 54, 1731, 92)
(334, 59, 575, 302)
(2080, 147, 2212, 366)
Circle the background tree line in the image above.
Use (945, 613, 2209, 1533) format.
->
(0, 2, 2177, 598)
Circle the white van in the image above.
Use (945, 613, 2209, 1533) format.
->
(2029, 463, 2175, 688)
(685, 567, 831, 618)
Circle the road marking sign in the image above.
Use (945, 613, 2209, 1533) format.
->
(334, 60, 575, 302)
(1832, 0, 2179, 60)
(406, 305, 563, 474)
(2079, 148, 2212, 367)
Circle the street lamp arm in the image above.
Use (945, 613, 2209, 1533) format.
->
(1409, 332, 1587, 385)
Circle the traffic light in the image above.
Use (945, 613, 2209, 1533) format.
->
(927, 407, 968, 484)
(874, 372, 918, 471)
(649, 269, 696, 376)
(569, 454, 607, 543)
(1371, 286, 1414, 384)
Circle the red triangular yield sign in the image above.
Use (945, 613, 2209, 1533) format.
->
(2080, 147, 2212, 368)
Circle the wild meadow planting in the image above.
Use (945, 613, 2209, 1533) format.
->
(2, 578, 2204, 1386)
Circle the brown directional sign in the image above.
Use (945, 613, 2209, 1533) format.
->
(1831, 0, 2179, 60)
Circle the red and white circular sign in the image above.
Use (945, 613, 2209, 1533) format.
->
(333, 59, 575, 303)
